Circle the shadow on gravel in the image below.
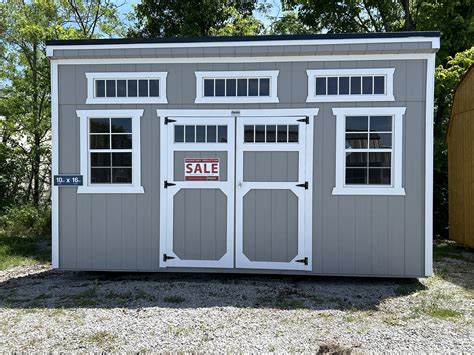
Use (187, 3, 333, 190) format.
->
(0, 269, 427, 312)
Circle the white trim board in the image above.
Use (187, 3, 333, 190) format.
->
(76, 109, 145, 194)
(51, 61, 59, 269)
(46, 36, 439, 56)
(50, 53, 434, 65)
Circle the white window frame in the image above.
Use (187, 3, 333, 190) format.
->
(306, 68, 395, 102)
(195, 70, 279, 104)
(85, 72, 168, 104)
(332, 107, 406, 196)
(76, 109, 144, 194)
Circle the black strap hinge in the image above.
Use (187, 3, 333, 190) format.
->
(163, 254, 176, 262)
(297, 116, 309, 124)
(296, 181, 309, 189)
(164, 180, 176, 188)
(296, 257, 308, 265)
(164, 117, 176, 125)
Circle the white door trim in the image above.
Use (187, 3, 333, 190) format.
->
(235, 114, 315, 271)
(159, 115, 235, 268)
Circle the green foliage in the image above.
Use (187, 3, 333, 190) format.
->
(128, 0, 259, 37)
(0, 204, 51, 237)
(0, 233, 50, 270)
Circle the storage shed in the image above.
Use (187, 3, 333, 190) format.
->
(46, 32, 439, 277)
(446, 64, 474, 248)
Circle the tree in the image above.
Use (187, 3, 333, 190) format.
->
(0, 0, 122, 209)
(129, 0, 259, 38)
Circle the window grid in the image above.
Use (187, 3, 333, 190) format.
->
(203, 77, 271, 97)
(89, 117, 133, 185)
(344, 115, 393, 186)
(315, 75, 386, 96)
(94, 79, 160, 98)
(244, 124, 299, 143)
(174, 124, 228, 143)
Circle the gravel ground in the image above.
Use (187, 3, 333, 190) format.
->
(0, 253, 473, 352)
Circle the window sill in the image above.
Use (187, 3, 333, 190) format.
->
(306, 94, 395, 103)
(332, 187, 406, 196)
(195, 97, 279, 104)
(77, 185, 145, 194)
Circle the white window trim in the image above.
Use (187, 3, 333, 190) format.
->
(194, 70, 279, 104)
(306, 68, 395, 102)
(332, 107, 406, 196)
(76, 109, 144, 194)
(85, 72, 168, 104)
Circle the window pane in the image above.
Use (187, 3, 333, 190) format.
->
(346, 116, 368, 132)
(346, 152, 367, 167)
(362, 76, 373, 94)
(91, 153, 111, 167)
(215, 79, 225, 96)
(339, 77, 349, 95)
(248, 78, 258, 96)
(112, 152, 132, 167)
(277, 125, 287, 142)
(369, 152, 391, 167)
(90, 135, 110, 149)
(90, 118, 109, 133)
(185, 125, 195, 143)
(373, 76, 385, 94)
(346, 168, 367, 184)
(266, 125, 276, 142)
(315, 77, 326, 95)
(370, 116, 392, 132)
(117, 80, 127, 97)
(128, 80, 137, 97)
(196, 125, 206, 142)
(244, 125, 254, 142)
(369, 168, 391, 185)
(346, 133, 368, 149)
(91, 168, 111, 183)
(111, 118, 131, 133)
(207, 126, 216, 142)
(204, 79, 214, 97)
(226, 79, 236, 96)
(288, 125, 298, 142)
(328, 77, 338, 95)
(112, 134, 132, 149)
(139, 79, 148, 97)
(237, 78, 247, 96)
(112, 168, 132, 183)
(106, 80, 116, 97)
(350, 77, 361, 95)
(255, 125, 265, 142)
(175, 125, 184, 143)
(370, 133, 392, 149)
(149, 79, 160, 97)
(259, 78, 270, 96)
(95, 80, 105, 97)
(218, 125, 227, 143)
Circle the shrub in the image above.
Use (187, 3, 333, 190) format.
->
(0, 204, 51, 237)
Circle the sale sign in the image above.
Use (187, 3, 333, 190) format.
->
(184, 158, 220, 181)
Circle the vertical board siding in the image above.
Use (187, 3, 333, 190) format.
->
(448, 68, 474, 248)
(57, 58, 427, 276)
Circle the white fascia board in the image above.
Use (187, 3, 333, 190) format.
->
(46, 36, 440, 56)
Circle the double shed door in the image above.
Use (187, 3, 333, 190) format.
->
(160, 115, 312, 271)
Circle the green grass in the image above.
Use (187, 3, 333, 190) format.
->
(433, 241, 466, 262)
(0, 234, 50, 270)
(69, 287, 99, 306)
(163, 295, 185, 304)
(415, 305, 463, 320)
(86, 331, 116, 348)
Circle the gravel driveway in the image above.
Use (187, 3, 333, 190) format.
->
(0, 251, 473, 352)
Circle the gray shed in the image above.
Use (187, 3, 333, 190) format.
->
(46, 32, 439, 277)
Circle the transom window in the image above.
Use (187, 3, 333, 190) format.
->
(332, 107, 406, 196)
(76, 109, 144, 194)
(345, 116, 392, 185)
(86, 72, 168, 104)
(195, 71, 279, 104)
(244, 124, 298, 143)
(307, 69, 395, 103)
(174, 125, 228, 143)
